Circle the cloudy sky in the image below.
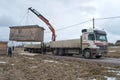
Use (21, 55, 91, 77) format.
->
(0, 0, 120, 44)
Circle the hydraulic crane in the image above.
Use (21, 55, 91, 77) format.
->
(28, 7, 56, 41)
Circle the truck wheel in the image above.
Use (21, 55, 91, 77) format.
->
(96, 56, 101, 59)
(53, 49, 58, 55)
(84, 50, 91, 59)
(58, 49, 65, 56)
(29, 49, 32, 53)
(67, 54, 73, 56)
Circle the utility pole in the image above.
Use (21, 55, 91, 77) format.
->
(93, 18, 95, 29)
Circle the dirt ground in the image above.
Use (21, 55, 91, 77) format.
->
(0, 48, 120, 80)
(108, 46, 120, 58)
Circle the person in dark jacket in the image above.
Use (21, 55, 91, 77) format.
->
(8, 47, 12, 57)
(12, 46, 14, 51)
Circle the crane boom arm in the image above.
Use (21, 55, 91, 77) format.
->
(28, 7, 56, 41)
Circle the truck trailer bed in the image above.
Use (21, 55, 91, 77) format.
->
(50, 39, 81, 48)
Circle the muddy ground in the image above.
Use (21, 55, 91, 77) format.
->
(0, 48, 120, 80)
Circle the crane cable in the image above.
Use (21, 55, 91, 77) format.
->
(18, 11, 28, 25)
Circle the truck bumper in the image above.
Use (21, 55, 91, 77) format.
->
(91, 48, 107, 57)
(96, 49, 107, 57)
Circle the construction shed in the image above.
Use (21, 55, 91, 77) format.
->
(9, 25, 44, 42)
(0, 41, 8, 54)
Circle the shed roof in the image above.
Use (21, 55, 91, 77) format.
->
(9, 25, 45, 30)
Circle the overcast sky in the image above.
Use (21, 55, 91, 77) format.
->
(0, 0, 120, 44)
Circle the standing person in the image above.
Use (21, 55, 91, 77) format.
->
(12, 46, 14, 51)
(8, 47, 12, 57)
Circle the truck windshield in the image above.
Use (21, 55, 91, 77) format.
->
(96, 34, 107, 42)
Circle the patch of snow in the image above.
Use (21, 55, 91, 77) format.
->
(11, 64, 15, 66)
(107, 69, 120, 76)
(65, 63, 69, 66)
(43, 60, 69, 66)
(116, 71, 120, 76)
(30, 66, 38, 69)
(28, 58, 34, 60)
(108, 68, 120, 76)
(105, 67, 116, 70)
(108, 70, 116, 73)
(77, 78, 96, 80)
(43, 60, 59, 64)
(104, 76, 116, 80)
(76, 78, 83, 80)
(0, 61, 6, 64)
(19, 52, 38, 56)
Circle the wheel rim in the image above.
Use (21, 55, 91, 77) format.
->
(53, 49, 58, 55)
(84, 51, 90, 58)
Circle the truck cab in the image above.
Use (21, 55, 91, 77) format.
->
(82, 29, 108, 58)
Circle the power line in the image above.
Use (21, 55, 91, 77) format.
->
(95, 16, 120, 20)
(57, 15, 120, 31)
(36, 15, 120, 33)
(56, 19, 92, 31)
(45, 19, 92, 33)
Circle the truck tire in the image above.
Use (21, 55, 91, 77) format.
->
(58, 49, 65, 56)
(84, 50, 91, 59)
(52, 49, 58, 55)
(67, 53, 73, 56)
(96, 56, 101, 59)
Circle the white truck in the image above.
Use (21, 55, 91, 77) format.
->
(24, 28, 108, 58)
